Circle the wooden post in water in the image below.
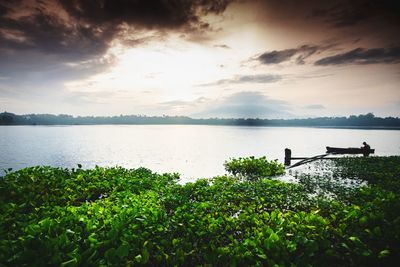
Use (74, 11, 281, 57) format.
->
(284, 148, 291, 166)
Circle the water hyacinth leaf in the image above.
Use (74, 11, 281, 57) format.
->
(142, 249, 150, 264)
(0, 157, 399, 266)
(116, 244, 129, 259)
(105, 248, 116, 263)
(135, 254, 142, 263)
(60, 258, 78, 267)
(379, 249, 390, 258)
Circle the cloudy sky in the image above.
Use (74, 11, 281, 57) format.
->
(0, 0, 399, 118)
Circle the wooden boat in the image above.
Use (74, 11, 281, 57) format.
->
(326, 146, 375, 155)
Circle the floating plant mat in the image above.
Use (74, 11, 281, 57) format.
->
(0, 156, 399, 266)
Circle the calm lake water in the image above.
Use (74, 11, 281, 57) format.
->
(1, 125, 399, 182)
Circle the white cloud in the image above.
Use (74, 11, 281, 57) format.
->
(192, 91, 292, 119)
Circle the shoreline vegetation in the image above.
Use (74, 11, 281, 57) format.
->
(1, 156, 399, 266)
(1, 112, 400, 128)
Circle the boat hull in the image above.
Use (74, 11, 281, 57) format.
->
(326, 146, 375, 155)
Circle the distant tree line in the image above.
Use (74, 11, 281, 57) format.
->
(0, 112, 399, 128)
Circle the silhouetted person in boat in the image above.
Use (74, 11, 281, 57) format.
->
(362, 142, 371, 157)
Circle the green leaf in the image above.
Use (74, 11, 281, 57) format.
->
(359, 216, 368, 224)
(269, 232, 280, 243)
(135, 254, 142, 263)
(379, 249, 390, 258)
(116, 244, 129, 259)
(105, 248, 116, 262)
(257, 254, 267, 259)
(142, 248, 150, 264)
(61, 258, 78, 267)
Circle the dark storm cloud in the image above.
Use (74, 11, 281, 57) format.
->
(0, 0, 234, 55)
(0, 3, 6, 16)
(257, 43, 400, 66)
(255, 0, 399, 48)
(259, 0, 399, 30)
(315, 47, 400, 66)
(60, 0, 232, 29)
(258, 45, 321, 65)
(0, 0, 235, 81)
(258, 48, 297, 64)
(310, 0, 400, 28)
(0, 2, 105, 58)
(200, 74, 281, 86)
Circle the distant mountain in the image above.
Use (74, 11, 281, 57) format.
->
(1, 112, 399, 128)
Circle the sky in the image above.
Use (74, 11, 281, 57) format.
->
(0, 0, 399, 118)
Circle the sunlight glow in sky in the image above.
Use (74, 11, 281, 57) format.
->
(0, 0, 399, 118)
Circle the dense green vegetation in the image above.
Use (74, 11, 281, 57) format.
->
(0, 157, 399, 266)
(224, 156, 285, 181)
(1, 111, 400, 128)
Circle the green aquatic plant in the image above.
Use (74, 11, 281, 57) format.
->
(224, 156, 285, 181)
(0, 157, 399, 266)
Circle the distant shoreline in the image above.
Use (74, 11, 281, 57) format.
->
(1, 123, 400, 130)
(305, 125, 400, 130)
(1, 112, 400, 129)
